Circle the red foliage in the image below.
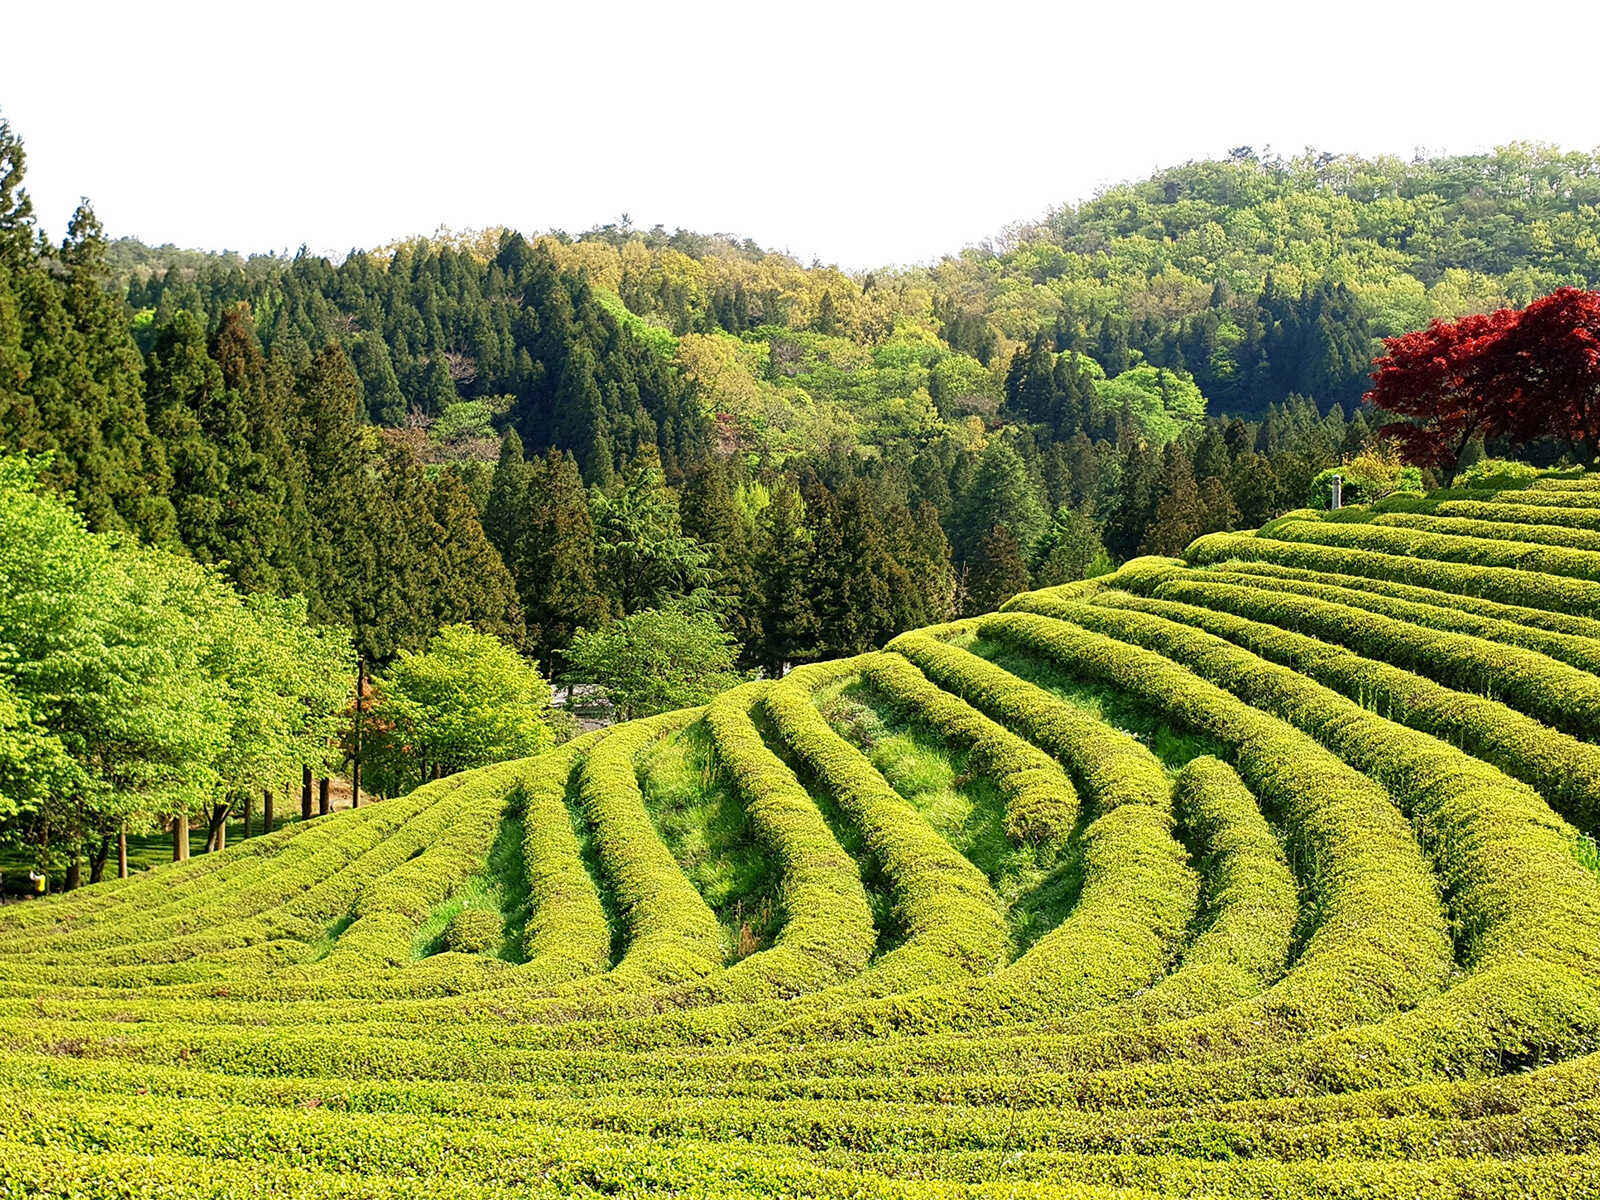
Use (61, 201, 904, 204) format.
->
(1491, 287, 1600, 461)
(1365, 288, 1600, 473)
(1365, 308, 1520, 472)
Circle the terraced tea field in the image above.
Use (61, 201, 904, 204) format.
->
(4, 474, 1600, 1199)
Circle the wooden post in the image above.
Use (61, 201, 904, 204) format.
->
(301, 765, 313, 821)
(262, 787, 274, 836)
(117, 824, 128, 879)
(318, 777, 331, 816)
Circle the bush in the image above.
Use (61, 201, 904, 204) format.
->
(442, 908, 502, 954)
(1308, 446, 1424, 509)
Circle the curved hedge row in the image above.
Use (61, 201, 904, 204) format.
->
(888, 632, 1170, 817)
(975, 611, 1453, 1043)
(1155, 562, 1600, 677)
(1136, 572, 1600, 742)
(518, 732, 612, 980)
(1371, 510, 1600, 551)
(1185, 530, 1600, 616)
(858, 651, 1078, 846)
(1102, 582, 1600, 830)
(1267, 516, 1600, 583)
(702, 682, 877, 995)
(1378, 496, 1600, 529)
(574, 712, 725, 987)
(763, 661, 1009, 986)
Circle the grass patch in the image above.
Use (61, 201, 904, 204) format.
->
(964, 635, 1227, 773)
(412, 812, 530, 962)
(1578, 833, 1600, 881)
(816, 677, 1080, 955)
(638, 720, 783, 961)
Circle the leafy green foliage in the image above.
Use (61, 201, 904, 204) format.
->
(565, 606, 745, 721)
(365, 624, 554, 792)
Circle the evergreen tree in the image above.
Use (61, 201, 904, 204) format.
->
(952, 439, 1047, 564)
(1139, 443, 1203, 556)
(1036, 506, 1109, 586)
(752, 477, 816, 673)
(519, 448, 608, 673)
(804, 480, 894, 659)
(964, 525, 1030, 615)
(483, 427, 532, 560)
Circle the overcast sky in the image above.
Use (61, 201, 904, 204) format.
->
(7, 1, 1600, 270)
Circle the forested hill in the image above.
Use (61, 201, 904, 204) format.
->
(8, 114, 1600, 679)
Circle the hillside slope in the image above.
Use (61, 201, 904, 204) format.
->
(2, 473, 1599, 1198)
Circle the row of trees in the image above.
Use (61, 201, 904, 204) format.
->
(0, 454, 568, 887)
(0, 455, 351, 880)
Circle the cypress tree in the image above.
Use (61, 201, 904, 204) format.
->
(753, 477, 815, 674)
(518, 448, 608, 673)
(1139, 443, 1203, 556)
(965, 524, 1031, 615)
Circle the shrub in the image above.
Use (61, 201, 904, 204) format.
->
(443, 908, 502, 954)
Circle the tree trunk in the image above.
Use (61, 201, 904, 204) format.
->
(64, 858, 80, 891)
(205, 803, 229, 853)
(118, 825, 128, 879)
(352, 660, 364, 809)
(262, 788, 274, 836)
(241, 790, 253, 840)
(301, 765, 313, 821)
(89, 835, 111, 884)
(173, 816, 190, 861)
(318, 777, 331, 816)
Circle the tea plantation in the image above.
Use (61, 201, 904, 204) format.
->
(4, 474, 1600, 1198)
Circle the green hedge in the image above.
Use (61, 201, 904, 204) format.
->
(1134, 571, 1600, 746)
(859, 651, 1078, 846)
(764, 660, 1009, 987)
(1185, 531, 1600, 617)
(1266, 516, 1600, 583)
(1158, 562, 1600, 678)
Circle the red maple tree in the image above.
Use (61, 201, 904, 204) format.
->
(1365, 307, 1520, 473)
(1366, 288, 1600, 475)
(1491, 287, 1600, 464)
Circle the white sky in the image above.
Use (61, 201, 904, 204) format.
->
(7, 0, 1600, 271)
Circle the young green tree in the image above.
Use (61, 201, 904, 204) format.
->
(564, 606, 745, 721)
(366, 623, 554, 792)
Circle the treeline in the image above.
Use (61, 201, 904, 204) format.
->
(481, 392, 1366, 677)
(1, 109, 1380, 689)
